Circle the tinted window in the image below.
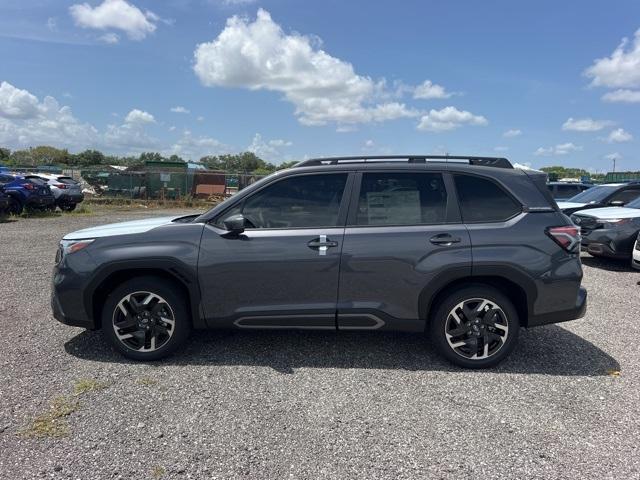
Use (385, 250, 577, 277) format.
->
(454, 174, 521, 223)
(555, 184, 581, 198)
(609, 188, 640, 204)
(569, 185, 618, 203)
(355, 172, 447, 226)
(238, 174, 347, 229)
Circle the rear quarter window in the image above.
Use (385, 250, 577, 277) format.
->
(454, 174, 522, 223)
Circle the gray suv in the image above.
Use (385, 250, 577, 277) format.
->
(52, 156, 587, 368)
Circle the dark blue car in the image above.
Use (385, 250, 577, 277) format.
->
(0, 173, 55, 215)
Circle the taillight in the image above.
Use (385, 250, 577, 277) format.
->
(54, 183, 68, 189)
(22, 183, 35, 190)
(546, 226, 581, 252)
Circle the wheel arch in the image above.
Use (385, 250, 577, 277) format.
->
(86, 261, 204, 329)
(421, 275, 530, 329)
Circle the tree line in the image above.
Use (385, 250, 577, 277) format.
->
(0, 146, 298, 174)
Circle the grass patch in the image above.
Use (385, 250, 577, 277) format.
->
(22, 396, 79, 438)
(19, 209, 60, 219)
(65, 203, 93, 215)
(137, 377, 159, 386)
(73, 378, 108, 395)
(151, 466, 166, 478)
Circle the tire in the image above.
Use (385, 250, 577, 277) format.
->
(101, 276, 191, 361)
(60, 203, 76, 212)
(7, 197, 22, 215)
(429, 285, 520, 369)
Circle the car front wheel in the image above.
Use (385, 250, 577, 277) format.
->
(430, 285, 519, 369)
(102, 277, 191, 361)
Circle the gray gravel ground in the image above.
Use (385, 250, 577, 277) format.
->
(0, 207, 639, 479)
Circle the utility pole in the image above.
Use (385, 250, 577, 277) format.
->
(612, 157, 616, 173)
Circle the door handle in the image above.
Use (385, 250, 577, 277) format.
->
(429, 233, 461, 246)
(307, 235, 338, 255)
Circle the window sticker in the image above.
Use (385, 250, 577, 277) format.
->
(366, 190, 421, 224)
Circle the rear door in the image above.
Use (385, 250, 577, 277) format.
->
(337, 170, 471, 331)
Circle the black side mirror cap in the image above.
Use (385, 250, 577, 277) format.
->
(223, 214, 247, 234)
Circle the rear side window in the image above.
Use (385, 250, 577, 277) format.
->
(454, 174, 521, 223)
(356, 172, 447, 226)
(57, 177, 78, 185)
(556, 184, 581, 198)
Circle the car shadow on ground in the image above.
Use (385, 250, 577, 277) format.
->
(65, 324, 619, 376)
(581, 254, 636, 272)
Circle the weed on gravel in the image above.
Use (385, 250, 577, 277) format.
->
(73, 378, 108, 395)
(21, 396, 79, 438)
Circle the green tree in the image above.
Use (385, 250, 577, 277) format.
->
(0, 147, 10, 161)
(72, 149, 105, 167)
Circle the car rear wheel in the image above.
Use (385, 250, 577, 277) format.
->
(102, 277, 191, 361)
(7, 197, 22, 215)
(430, 285, 519, 369)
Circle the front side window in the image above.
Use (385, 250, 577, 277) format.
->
(608, 188, 640, 204)
(356, 172, 448, 226)
(454, 174, 521, 223)
(229, 173, 348, 229)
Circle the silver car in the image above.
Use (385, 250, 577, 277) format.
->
(36, 173, 84, 211)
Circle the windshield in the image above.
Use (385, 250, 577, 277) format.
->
(567, 185, 619, 203)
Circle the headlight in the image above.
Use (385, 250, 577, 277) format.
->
(56, 239, 94, 263)
(597, 218, 631, 227)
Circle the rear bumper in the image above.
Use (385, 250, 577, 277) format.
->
(56, 193, 84, 205)
(528, 286, 587, 327)
(632, 243, 640, 270)
(26, 194, 55, 207)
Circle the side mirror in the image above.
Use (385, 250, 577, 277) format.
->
(608, 200, 626, 207)
(223, 214, 247, 234)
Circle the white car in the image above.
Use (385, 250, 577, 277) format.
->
(633, 233, 640, 270)
(36, 173, 84, 211)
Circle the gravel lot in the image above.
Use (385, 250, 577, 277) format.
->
(0, 208, 639, 479)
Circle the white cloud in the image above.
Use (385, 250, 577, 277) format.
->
(165, 129, 229, 159)
(0, 81, 98, 149)
(606, 128, 633, 143)
(502, 129, 522, 138)
(69, 0, 158, 40)
(170, 106, 190, 114)
(584, 28, 640, 89)
(602, 89, 640, 103)
(364, 139, 375, 148)
(221, 0, 258, 5)
(124, 108, 155, 124)
(168, 125, 176, 131)
(604, 152, 622, 161)
(416, 106, 487, 132)
(562, 117, 614, 132)
(0, 81, 41, 119)
(247, 133, 292, 160)
(99, 32, 120, 44)
(533, 143, 582, 156)
(494, 146, 509, 152)
(193, 9, 418, 127)
(413, 80, 453, 99)
(47, 17, 58, 32)
(197, 115, 205, 122)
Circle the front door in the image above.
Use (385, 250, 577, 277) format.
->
(198, 172, 351, 329)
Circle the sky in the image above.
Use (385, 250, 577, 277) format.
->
(0, 0, 639, 171)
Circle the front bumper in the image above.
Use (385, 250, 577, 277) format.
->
(528, 286, 587, 327)
(580, 227, 638, 259)
(632, 240, 640, 270)
(51, 252, 97, 329)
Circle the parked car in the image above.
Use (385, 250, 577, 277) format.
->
(632, 233, 640, 270)
(572, 196, 640, 260)
(558, 181, 640, 215)
(0, 173, 55, 215)
(36, 173, 84, 211)
(52, 155, 586, 369)
(547, 182, 592, 201)
(0, 185, 10, 214)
